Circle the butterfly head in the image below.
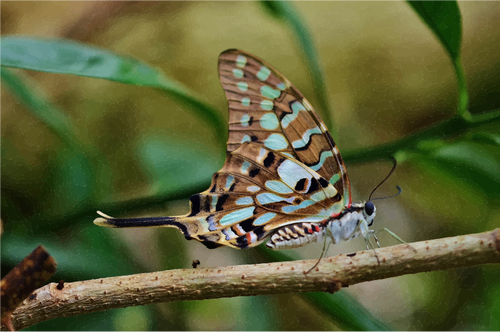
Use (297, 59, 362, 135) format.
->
(363, 201, 376, 227)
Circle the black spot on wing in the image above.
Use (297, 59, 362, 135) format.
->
(188, 194, 201, 216)
(248, 116, 254, 126)
(235, 235, 249, 248)
(250, 135, 259, 142)
(333, 192, 342, 202)
(295, 178, 307, 191)
(319, 177, 329, 188)
(253, 226, 267, 240)
(307, 178, 319, 194)
(263, 152, 275, 168)
(209, 174, 218, 193)
(238, 217, 256, 232)
(249, 168, 260, 178)
(201, 241, 223, 249)
(216, 194, 229, 211)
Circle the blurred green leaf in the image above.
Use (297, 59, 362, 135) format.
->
(1, 68, 85, 152)
(258, 246, 392, 330)
(304, 292, 392, 331)
(258, 1, 334, 134)
(426, 140, 500, 196)
(258, 1, 281, 18)
(1, 36, 226, 144)
(407, 1, 469, 120)
(407, 1, 462, 61)
(471, 132, 500, 146)
(137, 134, 221, 194)
(1, 223, 139, 281)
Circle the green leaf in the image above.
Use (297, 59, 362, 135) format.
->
(258, 1, 334, 134)
(1, 68, 85, 152)
(136, 134, 221, 194)
(407, 1, 469, 120)
(1, 36, 226, 144)
(471, 132, 500, 146)
(427, 140, 500, 196)
(407, 1, 462, 61)
(304, 292, 392, 331)
(257, 247, 392, 330)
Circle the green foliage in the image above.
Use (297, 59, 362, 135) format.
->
(1, 1, 499, 330)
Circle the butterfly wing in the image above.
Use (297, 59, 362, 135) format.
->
(95, 142, 345, 249)
(219, 49, 352, 207)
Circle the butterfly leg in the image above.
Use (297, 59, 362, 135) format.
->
(305, 228, 333, 274)
(375, 228, 417, 252)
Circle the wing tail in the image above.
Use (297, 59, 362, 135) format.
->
(94, 211, 190, 236)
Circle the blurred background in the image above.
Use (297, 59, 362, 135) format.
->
(2, 1, 500, 330)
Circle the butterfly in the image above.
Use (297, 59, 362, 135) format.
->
(94, 49, 380, 252)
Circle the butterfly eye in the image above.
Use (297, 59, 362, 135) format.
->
(365, 201, 375, 216)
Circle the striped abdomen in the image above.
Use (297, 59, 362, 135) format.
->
(265, 222, 325, 249)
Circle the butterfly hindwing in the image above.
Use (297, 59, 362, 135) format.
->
(171, 142, 344, 249)
(219, 49, 351, 206)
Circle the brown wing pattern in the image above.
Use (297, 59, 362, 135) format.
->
(94, 143, 344, 249)
(218, 49, 351, 205)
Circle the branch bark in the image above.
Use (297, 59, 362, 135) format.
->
(5, 228, 500, 331)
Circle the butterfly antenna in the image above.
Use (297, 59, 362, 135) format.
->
(368, 156, 398, 201)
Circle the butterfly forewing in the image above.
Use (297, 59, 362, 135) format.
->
(95, 49, 356, 251)
(219, 49, 351, 206)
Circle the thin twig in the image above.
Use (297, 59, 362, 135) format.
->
(5, 228, 500, 331)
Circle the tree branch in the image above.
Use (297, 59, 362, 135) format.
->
(5, 228, 500, 331)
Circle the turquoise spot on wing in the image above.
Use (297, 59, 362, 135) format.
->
(277, 160, 312, 187)
(237, 82, 248, 92)
(260, 113, 279, 130)
(240, 114, 250, 127)
(260, 100, 274, 111)
(310, 151, 334, 171)
(282, 101, 306, 128)
(236, 197, 254, 205)
(282, 200, 315, 213)
(257, 66, 271, 81)
(241, 97, 251, 106)
(254, 212, 277, 226)
(282, 152, 294, 158)
(329, 173, 341, 186)
(260, 86, 281, 99)
(292, 127, 322, 149)
(277, 82, 286, 90)
(323, 185, 338, 199)
(310, 190, 327, 202)
(196, 217, 210, 232)
(247, 186, 260, 193)
(211, 195, 218, 211)
(225, 175, 235, 189)
(220, 207, 255, 226)
(236, 55, 247, 68)
(265, 180, 293, 194)
(241, 135, 251, 143)
(232, 68, 244, 78)
(263, 134, 289, 150)
(257, 193, 288, 205)
(241, 161, 251, 173)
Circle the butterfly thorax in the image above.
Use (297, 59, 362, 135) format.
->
(326, 202, 376, 244)
(266, 201, 376, 250)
